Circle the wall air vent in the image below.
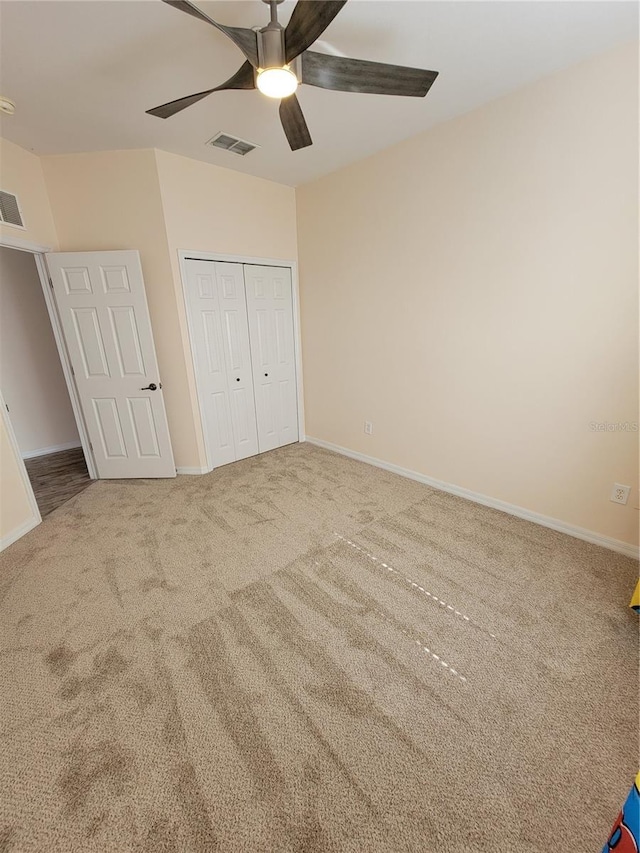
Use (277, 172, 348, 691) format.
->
(207, 132, 258, 156)
(0, 190, 24, 228)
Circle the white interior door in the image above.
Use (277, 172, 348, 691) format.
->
(244, 265, 299, 452)
(46, 250, 175, 478)
(184, 260, 258, 468)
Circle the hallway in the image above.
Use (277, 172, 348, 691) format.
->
(25, 447, 91, 517)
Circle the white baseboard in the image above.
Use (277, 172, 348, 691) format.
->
(22, 441, 82, 460)
(176, 466, 209, 475)
(0, 515, 41, 552)
(306, 437, 640, 560)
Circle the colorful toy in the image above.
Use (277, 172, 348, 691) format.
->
(630, 580, 640, 614)
(602, 772, 640, 852)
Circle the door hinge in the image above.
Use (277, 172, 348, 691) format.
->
(89, 441, 93, 451)
(70, 365, 75, 377)
(48, 278, 53, 289)
(5, 403, 9, 413)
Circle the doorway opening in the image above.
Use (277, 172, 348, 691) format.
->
(0, 243, 94, 519)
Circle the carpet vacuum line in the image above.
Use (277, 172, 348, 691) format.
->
(371, 606, 468, 683)
(312, 554, 469, 684)
(333, 532, 497, 640)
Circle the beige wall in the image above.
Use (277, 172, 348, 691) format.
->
(154, 149, 298, 262)
(153, 149, 298, 467)
(0, 138, 59, 544)
(297, 42, 639, 547)
(0, 137, 58, 248)
(0, 246, 79, 455)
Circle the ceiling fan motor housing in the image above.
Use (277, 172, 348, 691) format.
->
(258, 22, 286, 70)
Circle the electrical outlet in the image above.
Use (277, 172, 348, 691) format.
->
(610, 483, 631, 505)
(364, 421, 373, 435)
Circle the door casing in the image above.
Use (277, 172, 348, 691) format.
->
(178, 250, 306, 473)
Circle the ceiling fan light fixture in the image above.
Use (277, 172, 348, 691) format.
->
(256, 66, 298, 99)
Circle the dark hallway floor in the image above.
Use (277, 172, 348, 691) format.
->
(24, 446, 92, 517)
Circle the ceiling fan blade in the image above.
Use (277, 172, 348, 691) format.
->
(284, 1, 348, 63)
(279, 94, 312, 151)
(162, 0, 259, 66)
(162, 0, 212, 25)
(301, 51, 438, 97)
(146, 61, 255, 119)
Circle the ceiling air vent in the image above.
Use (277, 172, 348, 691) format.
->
(207, 132, 258, 157)
(0, 190, 24, 228)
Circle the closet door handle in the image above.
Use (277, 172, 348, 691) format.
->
(236, 378, 240, 382)
(264, 373, 269, 377)
(141, 383, 157, 391)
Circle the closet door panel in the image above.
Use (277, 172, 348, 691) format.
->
(258, 381, 277, 448)
(184, 261, 236, 467)
(215, 263, 259, 461)
(184, 260, 258, 468)
(278, 376, 297, 447)
(244, 265, 298, 452)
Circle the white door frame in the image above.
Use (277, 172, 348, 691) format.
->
(0, 234, 98, 482)
(178, 250, 306, 472)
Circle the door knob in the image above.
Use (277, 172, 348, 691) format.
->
(141, 383, 157, 391)
(236, 377, 240, 382)
(264, 373, 268, 377)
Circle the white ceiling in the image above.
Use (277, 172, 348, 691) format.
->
(0, 1, 636, 186)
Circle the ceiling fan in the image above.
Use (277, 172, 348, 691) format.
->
(147, 0, 439, 151)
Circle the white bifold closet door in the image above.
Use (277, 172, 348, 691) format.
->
(184, 260, 259, 466)
(243, 264, 298, 453)
(184, 259, 298, 469)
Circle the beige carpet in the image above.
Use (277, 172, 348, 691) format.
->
(0, 442, 637, 852)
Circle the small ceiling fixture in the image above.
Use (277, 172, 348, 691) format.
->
(0, 96, 16, 116)
(148, 0, 439, 151)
